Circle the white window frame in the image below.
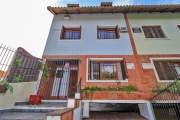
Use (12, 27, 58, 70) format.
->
(141, 25, 169, 40)
(86, 58, 128, 82)
(150, 57, 180, 82)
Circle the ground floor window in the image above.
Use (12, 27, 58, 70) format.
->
(153, 60, 180, 80)
(88, 58, 128, 80)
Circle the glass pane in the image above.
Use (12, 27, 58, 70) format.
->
(101, 63, 116, 79)
(174, 64, 180, 76)
(72, 31, 80, 39)
(65, 30, 72, 39)
(107, 31, 115, 39)
(99, 30, 105, 39)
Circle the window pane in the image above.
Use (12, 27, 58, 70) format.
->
(101, 63, 117, 79)
(65, 30, 72, 39)
(173, 63, 180, 78)
(72, 31, 80, 39)
(107, 31, 115, 39)
(99, 30, 106, 39)
(142, 26, 165, 38)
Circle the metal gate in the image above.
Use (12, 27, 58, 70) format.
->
(150, 64, 180, 120)
(37, 59, 79, 99)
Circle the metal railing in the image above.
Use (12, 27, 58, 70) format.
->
(149, 62, 180, 120)
(0, 44, 42, 83)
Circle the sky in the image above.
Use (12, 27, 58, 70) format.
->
(0, 0, 180, 58)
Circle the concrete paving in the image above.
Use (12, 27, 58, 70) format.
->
(0, 112, 47, 120)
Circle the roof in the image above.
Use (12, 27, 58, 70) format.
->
(47, 4, 180, 15)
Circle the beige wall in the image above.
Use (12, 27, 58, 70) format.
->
(0, 82, 37, 110)
(127, 12, 180, 54)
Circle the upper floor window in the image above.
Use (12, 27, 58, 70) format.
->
(153, 60, 180, 81)
(60, 26, 81, 39)
(142, 26, 166, 38)
(88, 58, 128, 80)
(97, 25, 120, 39)
(177, 25, 180, 30)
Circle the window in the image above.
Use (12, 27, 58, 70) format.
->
(177, 25, 180, 30)
(60, 26, 81, 39)
(142, 26, 166, 38)
(97, 25, 120, 39)
(88, 59, 128, 80)
(153, 60, 180, 80)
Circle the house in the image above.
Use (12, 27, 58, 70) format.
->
(0, 2, 180, 120)
(40, 2, 180, 120)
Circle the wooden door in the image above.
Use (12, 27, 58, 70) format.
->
(68, 70, 78, 98)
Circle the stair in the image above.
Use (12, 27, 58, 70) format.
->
(0, 100, 68, 120)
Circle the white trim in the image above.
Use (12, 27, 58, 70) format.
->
(81, 100, 155, 120)
(150, 57, 180, 82)
(141, 24, 169, 40)
(89, 58, 123, 61)
(86, 79, 128, 82)
(82, 100, 148, 103)
(86, 58, 128, 82)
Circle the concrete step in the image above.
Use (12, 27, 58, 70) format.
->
(12, 100, 68, 113)
(0, 112, 47, 120)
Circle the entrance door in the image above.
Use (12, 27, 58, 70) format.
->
(68, 70, 78, 98)
(37, 59, 79, 100)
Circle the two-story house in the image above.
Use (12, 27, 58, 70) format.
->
(38, 2, 180, 120)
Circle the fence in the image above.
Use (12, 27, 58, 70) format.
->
(150, 80, 180, 120)
(0, 44, 42, 83)
(37, 59, 80, 99)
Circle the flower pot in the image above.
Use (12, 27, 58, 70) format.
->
(0, 85, 7, 93)
(28, 95, 43, 105)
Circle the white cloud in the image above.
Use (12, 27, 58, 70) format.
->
(157, 0, 180, 4)
(113, 0, 134, 6)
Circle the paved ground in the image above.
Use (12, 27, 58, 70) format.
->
(84, 111, 148, 120)
(0, 112, 47, 120)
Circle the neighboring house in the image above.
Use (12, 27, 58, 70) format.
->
(41, 2, 180, 120)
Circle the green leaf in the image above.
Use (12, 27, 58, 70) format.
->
(15, 75, 22, 82)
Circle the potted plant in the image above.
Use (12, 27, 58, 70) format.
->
(0, 81, 13, 94)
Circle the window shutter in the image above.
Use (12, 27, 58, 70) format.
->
(164, 62, 176, 80)
(60, 26, 65, 39)
(157, 26, 165, 38)
(97, 25, 99, 39)
(79, 25, 81, 39)
(116, 25, 120, 39)
(153, 61, 175, 80)
(153, 61, 166, 80)
(120, 58, 128, 80)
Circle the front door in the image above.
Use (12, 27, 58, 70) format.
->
(68, 70, 78, 98)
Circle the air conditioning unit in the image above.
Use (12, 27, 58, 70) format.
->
(120, 27, 128, 32)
